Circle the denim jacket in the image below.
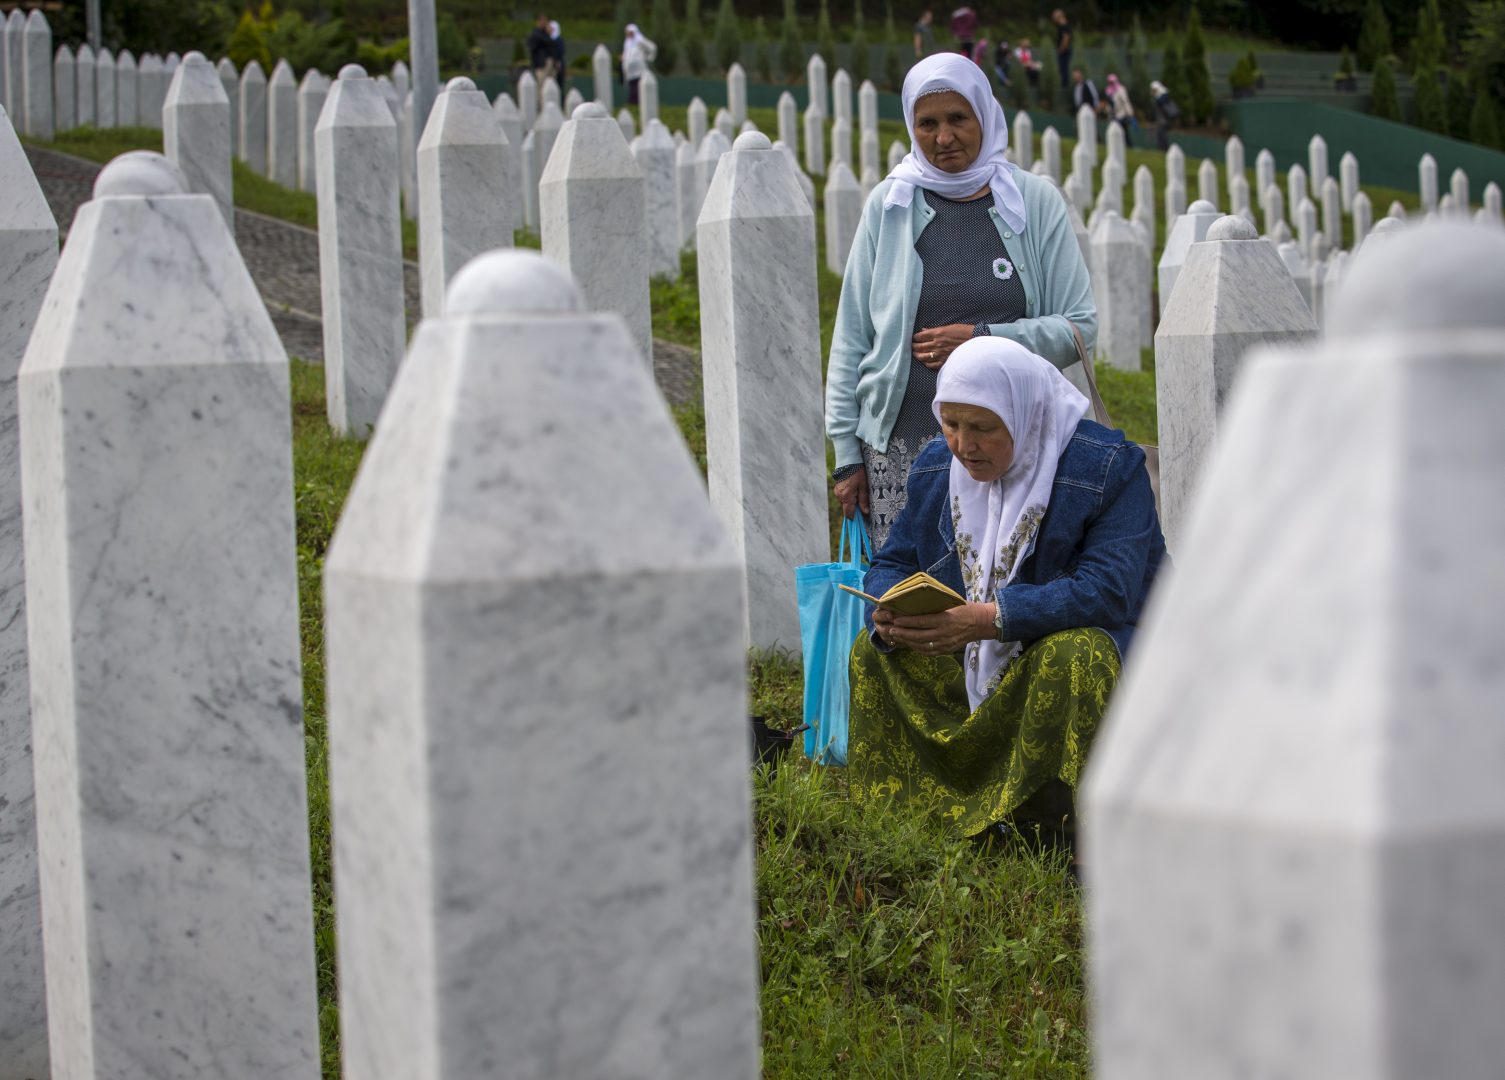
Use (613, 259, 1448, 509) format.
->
(863, 419, 1167, 663)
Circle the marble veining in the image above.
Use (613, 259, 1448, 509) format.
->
(315, 68, 406, 435)
(238, 58, 267, 172)
(324, 250, 760, 1079)
(540, 103, 652, 366)
(164, 53, 234, 230)
(18, 170, 319, 1080)
(1085, 222, 1505, 1080)
(417, 79, 513, 318)
(0, 103, 57, 1080)
(699, 137, 828, 652)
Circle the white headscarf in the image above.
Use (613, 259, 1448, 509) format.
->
(933, 337, 1088, 708)
(884, 52, 1028, 234)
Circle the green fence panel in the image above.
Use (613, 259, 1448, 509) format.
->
(1223, 99, 1505, 194)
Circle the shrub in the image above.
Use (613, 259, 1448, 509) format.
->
(649, 0, 678, 74)
(713, 0, 739, 72)
(884, 39, 904, 91)
(1370, 56, 1401, 120)
(1229, 54, 1255, 93)
(1038, 39, 1058, 110)
(778, 0, 803, 81)
(1357, 0, 1392, 72)
(754, 17, 776, 82)
(226, 10, 271, 72)
(1182, 5, 1214, 124)
(1412, 64, 1449, 132)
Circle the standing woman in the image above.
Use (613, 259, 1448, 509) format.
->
(1105, 73, 1136, 146)
(826, 52, 1097, 549)
(620, 23, 657, 106)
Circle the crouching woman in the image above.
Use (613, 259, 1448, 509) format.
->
(849, 336, 1166, 842)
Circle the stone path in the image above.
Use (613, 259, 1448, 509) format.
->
(24, 143, 702, 407)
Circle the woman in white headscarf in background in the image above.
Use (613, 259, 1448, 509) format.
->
(620, 23, 657, 106)
(826, 52, 1098, 550)
(848, 337, 1166, 851)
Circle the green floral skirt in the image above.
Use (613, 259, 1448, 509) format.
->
(848, 627, 1121, 839)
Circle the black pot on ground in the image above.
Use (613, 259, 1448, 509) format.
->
(748, 716, 808, 768)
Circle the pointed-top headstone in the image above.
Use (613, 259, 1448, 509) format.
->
(164, 52, 233, 228)
(238, 58, 267, 172)
(633, 117, 678, 280)
(727, 61, 746, 125)
(592, 42, 612, 108)
(21, 10, 52, 139)
(807, 52, 828, 116)
(541, 101, 652, 367)
(268, 58, 297, 187)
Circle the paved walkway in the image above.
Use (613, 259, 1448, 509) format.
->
(24, 144, 702, 407)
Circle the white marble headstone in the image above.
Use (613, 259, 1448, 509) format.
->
(164, 52, 233, 230)
(541, 101, 652, 368)
(858, 78, 877, 135)
(1165, 143, 1185, 195)
(727, 61, 746, 125)
(315, 65, 406, 435)
(324, 248, 761, 1080)
(1307, 132, 1328, 188)
(634, 118, 679, 281)
(777, 89, 797, 148)
(116, 49, 137, 130)
(699, 132, 828, 653)
(1076, 103, 1097, 168)
(1156, 198, 1220, 319)
(1197, 159, 1218, 210)
(831, 67, 852, 127)
(888, 138, 907, 171)
(640, 67, 658, 126)
(1012, 109, 1033, 172)
(803, 104, 825, 177)
(1351, 190, 1373, 249)
(1153, 214, 1317, 550)
(823, 159, 862, 276)
(675, 138, 697, 250)
(267, 58, 297, 187)
(21, 11, 51, 139)
(687, 95, 708, 149)
(1041, 125, 1060, 184)
(516, 68, 537, 130)
(592, 42, 611, 107)
(1419, 152, 1438, 212)
(1090, 210, 1150, 369)
(95, 46, 115, 127)
(807, 52, 828, 116)
(418, 77, 514, 319)
(694, 127, 732, 225)
(75, 41, 94, 126)
(238, 58, 267, 172)
(20, 151, 320, 1080)
(563, 85, 583, 117)
(1339, 150, 1358, 212)
(215, 56, 236, 148)
(296, 69, 327, 192)
(52, 44, 74, 133)
(1255, 147, 1274, 204)
(1320, 175, 1341, 250)
(0, 101, 56, 1080)
(1450, 167, 1469, 216)
(1085, 221, 1505, 1080)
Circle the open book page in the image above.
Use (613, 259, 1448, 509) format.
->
(837, 572, 965, 616)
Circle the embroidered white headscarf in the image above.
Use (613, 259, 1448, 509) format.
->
(885, 52, 1028, 234)
(933, 337, 1088, 708)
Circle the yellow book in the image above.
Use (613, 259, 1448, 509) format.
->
(837, 572, 966, 616)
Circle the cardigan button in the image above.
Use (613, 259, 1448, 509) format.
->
(1004, 231, 1013, 238)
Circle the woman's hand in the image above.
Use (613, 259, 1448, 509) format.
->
(912, 324, 976, 370)
(834, 466, 870, 518)
(873, 602, 997, 654)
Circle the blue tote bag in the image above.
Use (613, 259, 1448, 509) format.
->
(795, 516, 873, 766)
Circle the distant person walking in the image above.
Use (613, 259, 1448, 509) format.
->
(914, 8, 936, 59)
(950, 6, 979, 58)
(549, 19, 567, 91)
(621, 23, 657, 105)
(993, 39, 1012, 87)
(1016, 39, 1042, 90)
(1105, 73, 1135, 146)
(527, 12, 556, 84)
(1071, 67, 1100, 116)
(1052, 10, 1073, 92)
(1150, 79, 1179, 150)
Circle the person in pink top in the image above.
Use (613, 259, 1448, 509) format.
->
(950, 6, 979, 57)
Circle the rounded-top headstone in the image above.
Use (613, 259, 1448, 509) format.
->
(445, 76, 476, 92)
(445, 250, 585, 317)
(1186, 199, 1217, 215)
(572, 100, 608, 121)
(1206, 214, 1258, 241)
(93, 151, 190, 198)
(1371, 216, 1404, 237)
(183, 50, 206, 62)
(338, 63, 367, 80)
(1328, 223, 1505, 337)
(733, 130, 771, 151)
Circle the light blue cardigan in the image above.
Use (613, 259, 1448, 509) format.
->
(824, 169, 1098, 469)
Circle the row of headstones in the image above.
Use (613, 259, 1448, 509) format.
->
(1, 92, 830, 1075)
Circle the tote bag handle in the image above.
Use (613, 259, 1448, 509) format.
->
(838, 514, 873, 569)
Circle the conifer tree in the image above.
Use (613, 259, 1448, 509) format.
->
(649, 0, 678, 75)
(1412, 0, 1447, 75)
(683, 0, 707, 74)
(817, 0, 838, 70)
(1447, 69, 1472, 138)
(1412, 65, 1448, 132)
(1161, 37, 1189, 115)
(1356, 0, 1392, 72)
(779, 0, 803, 81)
(1182, 6, 1214, 124)
(1370, 55, 1401, 121)
(713, 0, 739, 73)
(1470, 90, 1502, 150)
(848, 0, 869, 83)
(1038, 39, 1059, 110)
(754, 16, 776, 82)
(1129, 15, 1152, 113)
(882, 0, 904, 90)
